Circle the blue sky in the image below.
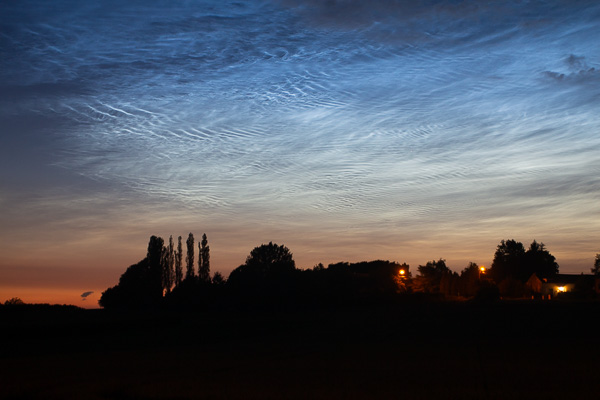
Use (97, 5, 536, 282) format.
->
(1, 0, 599, 305)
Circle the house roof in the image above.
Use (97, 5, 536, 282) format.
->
(544, 274, 595, 285)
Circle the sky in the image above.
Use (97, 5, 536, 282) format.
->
(1, 0, 599, 308)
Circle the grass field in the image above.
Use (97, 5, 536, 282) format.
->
(1, 300, 598, 399)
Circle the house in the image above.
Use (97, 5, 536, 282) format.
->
(525, 273, 543, 294)
(526, 273, 599, 299)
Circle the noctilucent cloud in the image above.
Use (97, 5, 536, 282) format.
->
(1, 0, 599, 306)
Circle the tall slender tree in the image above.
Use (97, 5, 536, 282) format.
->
(198, 233, 211, 283)
(175, 235, 183, 287)
(162, 235, 175, 294)
(185, 232, 195, 281)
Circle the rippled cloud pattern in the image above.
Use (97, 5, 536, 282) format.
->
(2, 0, 599, 274)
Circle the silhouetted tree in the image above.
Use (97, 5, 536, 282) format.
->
(474, 280, 500, 303)
(147, 235, 165, 299)
(592, 253, 600, 276)
(4, 297, 25, 306)
(490, 239, 526, 283)
(185, 233, 195, 281)
(99, 236, 170, 308)
(246, 242, 295, 275)
(212, 271, 226, 286)
(413, 259, 450, 293)
(327, 260, 409, 296)
(162, 235, 175, 294)
(175, 236, 183, 287)
(393, 262, 411, 293)
(524, 240, 558, 280)
(440, 270, 459, 296)
(460, 262, 481, 297)
(491, 239, 558, 288)
(198, 233, 210, 283)
(313, 263, 325, 271)
(227, 242, 296, 293)
(99, 258, 151, 308)
(498, 276, 525, 298)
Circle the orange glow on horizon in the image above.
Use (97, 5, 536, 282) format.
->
(0, 287, 101, 309)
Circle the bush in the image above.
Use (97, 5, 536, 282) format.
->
(3, 297, 25, 306)
(474, 281, 500, 303)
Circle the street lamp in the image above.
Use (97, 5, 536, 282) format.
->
(479, 265, 486, 279)
(397, 268, 407, 292)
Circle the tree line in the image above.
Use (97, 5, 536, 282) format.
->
(409, 239, 562, 299)
(99, 233, 220, 308)
(99, 236, 600, 308)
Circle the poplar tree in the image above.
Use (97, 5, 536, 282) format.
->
(185, 232, 195, 280)
(198, 233, 211, 283)
(175, 236, 183, 287)
(162, 235, 175, 294)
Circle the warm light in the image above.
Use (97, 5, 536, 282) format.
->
(557, 286, 566, 292)
(479, 266, 486, 273)
(399, 269, 406, 276)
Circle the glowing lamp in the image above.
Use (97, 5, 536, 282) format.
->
(399, 269, 406, 276)
(557, 286, 566, 292)
(479, 266, 486, 273)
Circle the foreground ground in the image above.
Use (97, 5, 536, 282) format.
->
(1, 300, 598, 399)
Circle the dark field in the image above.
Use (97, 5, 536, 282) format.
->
(1, 301, 598, 399)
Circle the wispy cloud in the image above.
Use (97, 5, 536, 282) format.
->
(80, 291, 93, 301)
(1, 0, 599, 281)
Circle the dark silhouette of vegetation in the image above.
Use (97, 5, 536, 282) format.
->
(312, 260, 410, 304)
(413, 258, 451, 294)
(99, 234, 595, 309)
(592, 253, 600, 276)
(411, 260, 502, 299)
(4, 297, 25, 306)
(163, 235, 175, 294)
(460, 262, 482, 297)
(212, 271, 226, 286)
(490, 239, 526, 283)
(473, 280, 501, 303)
(147, 235, 165, 299)
(100, 233, 213, 308)
(175, 235, 183, 287)
(490, 239, 559, 297)
(198, 233, 210, 283)
(163, 234, 215, 307)
(185, 233, 195, 281)
(244, 242, 295, 273)
(525, 240, 559, 279)
(491, 239, 558, 283)
(227, 242, 298, 303)
(99, 258, 154, 308)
